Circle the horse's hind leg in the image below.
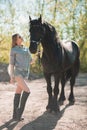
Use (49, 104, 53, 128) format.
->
(69, 57, 80, 105)
(68, 74, 76, 105)
(59, 74, 66, 105)
(44, 72, 52, 112)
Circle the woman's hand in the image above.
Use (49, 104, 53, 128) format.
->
(10, 77, 15, 84)
(30, 59, 36, 65)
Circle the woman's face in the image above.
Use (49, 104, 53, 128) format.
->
(16, 36, 23, 46)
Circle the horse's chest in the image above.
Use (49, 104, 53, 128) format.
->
(41, 55, 61, 73)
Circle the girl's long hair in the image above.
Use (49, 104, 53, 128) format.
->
(12, 33, 23, 48)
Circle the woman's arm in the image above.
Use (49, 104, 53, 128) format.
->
(8, 64, 15, 78)
(28, 50, 32, 63)
(8, 49, 16, 83)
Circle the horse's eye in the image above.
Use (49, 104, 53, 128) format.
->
(29, 26, 33, 32)
(29, 28, 31, 32)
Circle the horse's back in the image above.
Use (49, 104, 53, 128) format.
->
(61, 40, 80, 64)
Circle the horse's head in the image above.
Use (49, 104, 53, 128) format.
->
(29, 15, 45, 54)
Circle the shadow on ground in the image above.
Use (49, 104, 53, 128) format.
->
(75, 73, 87, 86)
(0, 119, 18, 130)
(20, 104, 70, 130)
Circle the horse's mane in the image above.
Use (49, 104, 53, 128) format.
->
(43, 21, 61, 45)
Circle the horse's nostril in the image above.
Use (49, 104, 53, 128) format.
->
(29, 47, 37, 54)
(31, 50, 37, 54)
(29, 44, 37, 54)
(29, 47, 32, 52)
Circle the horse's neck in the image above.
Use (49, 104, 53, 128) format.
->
(42, 40, 55, 51)
(41, 23, 62, 60)
(41, 39, 61, 62)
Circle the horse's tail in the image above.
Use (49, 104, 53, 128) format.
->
(66, 47, 80, 81)
(65, 60, 80, 81)
(65, 69, 72, 81)
(74, 42, 80, 77)
(74, 55, 80, 77)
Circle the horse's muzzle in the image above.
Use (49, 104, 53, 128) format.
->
(29, 43, 37, 54)
(29, 48, 37, 54)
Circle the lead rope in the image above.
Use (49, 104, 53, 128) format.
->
(37, 44, 41, 70)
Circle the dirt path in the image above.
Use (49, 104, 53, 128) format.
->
(0, 73, 87, 130)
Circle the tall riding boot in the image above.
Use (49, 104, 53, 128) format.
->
(13, 93, 21, 119)
(17, 91, 30, 121)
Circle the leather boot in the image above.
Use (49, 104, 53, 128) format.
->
(13, 93, 21, 119)
(16, 91, 30, 121)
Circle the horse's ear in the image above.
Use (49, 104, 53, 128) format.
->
(38, 15, 42, 23)
(29, 16, 32, 22)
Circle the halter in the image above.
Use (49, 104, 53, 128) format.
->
(30, 24, 45, 69)
(37, 44, 41, 69)
(30, 24, 45, 43)
(31, 39, 41, 45)
(30, 39, 41, 68)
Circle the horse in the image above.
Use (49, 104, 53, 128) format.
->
(29, 15, 80, 113)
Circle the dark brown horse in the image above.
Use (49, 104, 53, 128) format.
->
(29, 16, 80, 113)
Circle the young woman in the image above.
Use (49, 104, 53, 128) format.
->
(8, 33, 32, 121)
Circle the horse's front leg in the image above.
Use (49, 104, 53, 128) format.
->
(59, 74, 66, 105)
(52, 73, 60, 112)
(44, 72, 52, 112)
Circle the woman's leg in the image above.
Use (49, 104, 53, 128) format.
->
(16, 85, 22, 94)
(13, 85, 22, 119)
(15, 76, 30, 120)
(15, 76, 30, 93)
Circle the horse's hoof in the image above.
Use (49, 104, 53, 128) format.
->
(46, 107, 52, 113)
(59, 100, 64, 106)
(57, 107, 60, 113)
(51, 108, 60, 114)
(69, 100, 75, 105)
(46, 109, 52, 113)
(51, 111, 57, 114)
(52, 106, 60, 113)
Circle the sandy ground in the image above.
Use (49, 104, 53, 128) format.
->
(0, 73, 87, 130)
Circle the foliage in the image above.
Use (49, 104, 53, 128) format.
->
(0, 35, 11, 63)
(79, 40, 87, 72)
